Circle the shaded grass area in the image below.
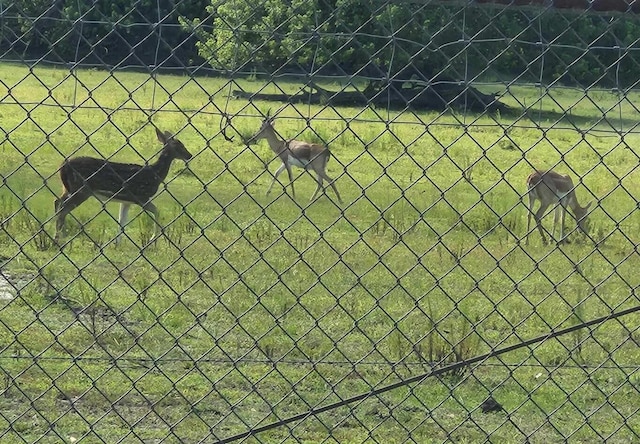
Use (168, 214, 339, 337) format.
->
(0, 63, 639, 443)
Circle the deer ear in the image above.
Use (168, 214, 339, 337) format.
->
(164, 131, 174, 140)
(156, 128, 167, 144)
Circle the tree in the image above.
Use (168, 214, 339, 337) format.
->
(182, 0, 322, 73)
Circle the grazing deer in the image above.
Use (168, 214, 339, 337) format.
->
(244, 113, 342, 204)
(54, 128, 192, 246)
(525, 169, 592, 245)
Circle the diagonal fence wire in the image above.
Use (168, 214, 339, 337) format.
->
(213, 301, 640, 444)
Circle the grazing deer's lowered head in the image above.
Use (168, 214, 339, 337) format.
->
(54, 128, 192, 246)
(245, 111, 342, 204)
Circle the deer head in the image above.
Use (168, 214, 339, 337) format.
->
(244, 110, 276, 145)
(156, 128, 192, 162)
(575, 200, 593, 235)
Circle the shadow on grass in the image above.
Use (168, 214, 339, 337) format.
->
(510, 107, 639, 133)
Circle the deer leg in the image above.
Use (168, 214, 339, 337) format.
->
(525, 193, 534, 246)
(141, 201, 160, 245)
(115, 203, 130, 246)
(534, 204, 549, 245)
(54, 191, 90, 244)
(54, 193, 70, 242)
(309, 172, 324, 202)
(552, 205, 560, 241)
(559, 203, 570, 244)
(54, 196, 63, 214)
(286, 164, 295, 199)
(266, 163, 286, 196)
(319, 171, 342, 204)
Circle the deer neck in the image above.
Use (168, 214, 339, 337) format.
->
(263, 129, 288, 156)
(562, 189, 580, 210)
(149, 148, 175, 181)
(562, 192, 589, 220)
(571, 200, 587, 215)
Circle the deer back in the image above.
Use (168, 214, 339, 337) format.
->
(60, 157, 164, 203)
(285, 139, 330, 167)
(59, 128, 191, 204)
(527, 170, 576, 204)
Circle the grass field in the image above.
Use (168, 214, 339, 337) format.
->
(0, 62, 640, 443)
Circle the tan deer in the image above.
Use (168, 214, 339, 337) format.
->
(54, 128, 192, 246)
(525, 169, 592, 245)
(244, 113, 342, 204)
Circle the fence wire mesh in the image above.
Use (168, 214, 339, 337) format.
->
(0, 0, 640, 443)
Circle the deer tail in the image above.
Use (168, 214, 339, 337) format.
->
(325, 149, 332, 166)
(58, 160, 84, 196)
(59, 161, 73, 193)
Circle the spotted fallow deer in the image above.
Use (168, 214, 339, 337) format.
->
(244, 113, 342, 204)
(525, 169, 592, 245)
(54, 128, 192, 246)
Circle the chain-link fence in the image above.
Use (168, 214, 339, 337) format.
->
(1, 1, 640, 442)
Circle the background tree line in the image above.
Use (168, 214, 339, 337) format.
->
(2, 0, 639, 88)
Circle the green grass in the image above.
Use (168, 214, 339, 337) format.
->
(0, 62, 639, 443)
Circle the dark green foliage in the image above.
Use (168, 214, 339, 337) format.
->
(3, 0, 208, 67)
(184, 1, 640, 87)
(2, 1, 639, 86)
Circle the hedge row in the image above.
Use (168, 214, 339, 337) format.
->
(3, 0, 639, 87)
